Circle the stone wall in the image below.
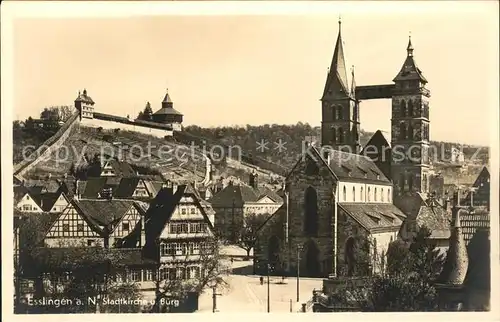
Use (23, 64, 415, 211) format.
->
(14, 112, 81, 180)
(81, 117, 173, 139)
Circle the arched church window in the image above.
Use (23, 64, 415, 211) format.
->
(337, 105, 343, 120)
(353, 186, 356, 202)
(304, 187, 319, 236)
(399, 122, 406, 140)
(331, 127, 337, 145)
(345, 237, 356, 277)
(408, 123, 414, 140)
(360, 187, 364, 201)
(381, 188, 384, 202)
(407, 100, 413, 117)
(388, 189, 391, 202)
(343, 186, 347, 201)
(400, 100, 407, 117)
(332, 105, 337, 120)
(422, 174, 428, 192)
(374, 187, 378, 202)
(337, 128, 344, 144)
(367, 187, 371, 202)
(408, 174, 414, 191)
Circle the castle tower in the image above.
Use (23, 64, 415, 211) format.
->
(391, 36, 431, 196)
(321, 20, 361, 153)
(74, 89, 95, 120)
(152, 89, 184, 131)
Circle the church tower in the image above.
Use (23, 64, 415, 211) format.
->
(321, 20, 360, 153)
(391, 37, 431, 195)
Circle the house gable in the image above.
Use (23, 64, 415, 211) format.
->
(256, 196, 277, 204)
(16, 193, 43, 213)
(49, 193, 70, 213)
(159, 193, 214, 239)
(109, 204, 142, 238)
(46, 203, 100, 240)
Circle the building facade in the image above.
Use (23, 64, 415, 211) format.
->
(254, 145, 405, 278)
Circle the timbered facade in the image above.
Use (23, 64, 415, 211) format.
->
(143, 184, 216, 282)
(44, 199, 146, 248)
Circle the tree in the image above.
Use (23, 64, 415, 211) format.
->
(40, 107, 60, 122)
(58, 106, 74, 122)
(143, 102, 153, 121)
(151, 236, 231, 313)
(330, 226, 444, 311)
(137, 111, 144, 120)
(237, 213, 268, 259)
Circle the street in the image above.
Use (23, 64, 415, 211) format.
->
(197, 258, 323, 313)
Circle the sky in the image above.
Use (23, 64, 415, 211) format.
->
(9, 2, 499, 146)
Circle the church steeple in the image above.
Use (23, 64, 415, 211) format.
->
(322, 18, 350, 99)
(393, 35, 427, 84)
(321, 19, 359, 152)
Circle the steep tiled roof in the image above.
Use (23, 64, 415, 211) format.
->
(338, 203, 406, 232)
(144, 184, 214, 245)
(18, 212, 60, 248)
(75, 199, 135, 228)
(209, 183, 283, 207)
(101, 160, 137, 178)
(415, 199, 451, 239)
(295, 145, 391, 185)
(81, 177, 112, 199)
(114, 177, 141, 198)
(463, 166, 490, 207)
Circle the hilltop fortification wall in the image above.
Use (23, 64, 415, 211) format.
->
(14, 112, 81, 181)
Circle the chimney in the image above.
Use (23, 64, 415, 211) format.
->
(75, 179, 80, 200)
(249, 171, 259, 189)
(140, 214, 146, 247)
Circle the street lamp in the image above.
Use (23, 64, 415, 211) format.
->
(296, 245, 303, 302)
(267, 264, 271, 313)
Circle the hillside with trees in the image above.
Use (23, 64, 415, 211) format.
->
(184, 123, 489, 184)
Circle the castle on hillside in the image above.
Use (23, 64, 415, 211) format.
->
(74, 89, 184, 137)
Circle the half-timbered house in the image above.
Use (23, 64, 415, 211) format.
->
(143, 184, 215, 282)
(14, 185, 69, 214)
(44, 199, 147, 248)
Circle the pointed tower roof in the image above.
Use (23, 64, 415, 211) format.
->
(322, 19, 351, 98)
(350, 65, 356, 98)
(162, 89, 173, 104)
(154, 89, 183, 116)
(393, 36, 428, 83)
(438, 208, 469, 285)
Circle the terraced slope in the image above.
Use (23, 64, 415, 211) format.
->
(24, 124, 282, 185)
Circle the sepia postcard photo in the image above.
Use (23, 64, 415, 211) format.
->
(1, 1, 499, 321)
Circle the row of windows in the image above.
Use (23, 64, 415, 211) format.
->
(159, 242, 211, 256)
(327, 128, 359, 145)
(169, 222, 208, 234)
(398, 99, 429, 118)
(60, 221, 131, 233)
(50, 267, 205, 284)
(21, 204, 38, 212)
(397, 122, 429, 141)
(180, 207, 198, 215)
(340, 185, 392, 203)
